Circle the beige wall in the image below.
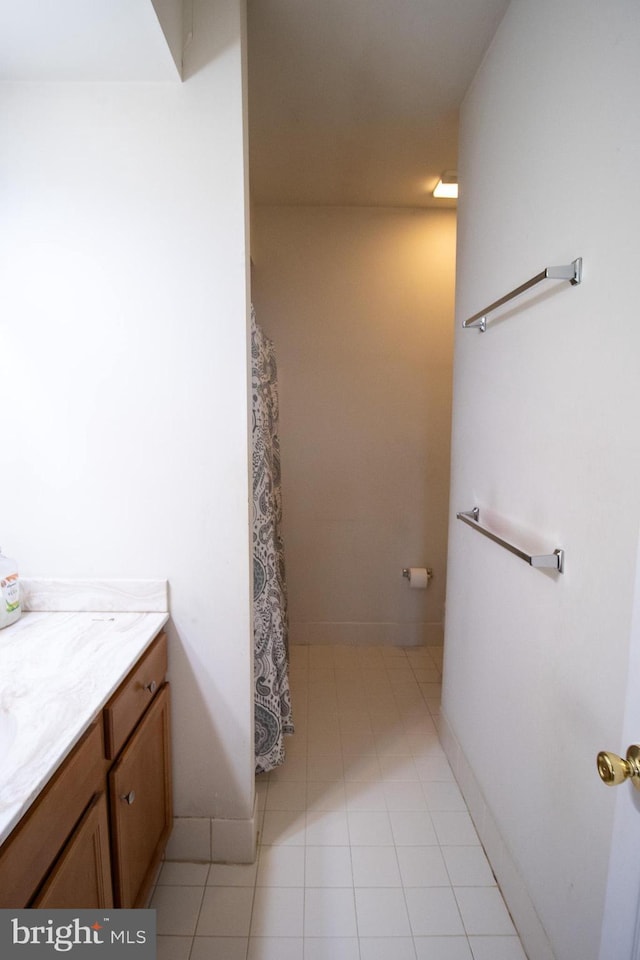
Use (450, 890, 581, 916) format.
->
(252, 205, 456, 646)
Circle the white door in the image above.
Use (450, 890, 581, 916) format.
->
(598, 531, 640, 960)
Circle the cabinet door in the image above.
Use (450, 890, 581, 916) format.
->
(33, 792, 113, 908)
(109, 683, 172, 908)
(0, 722, 106, 908)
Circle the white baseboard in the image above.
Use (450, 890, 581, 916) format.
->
(164, 807, 258, 864)
(164, 817, 211, 862)
(438, 709, 556, 960)
(290, 621, 444, 646)
(211, 815, 257, 864)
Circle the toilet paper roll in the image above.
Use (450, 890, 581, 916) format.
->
(407, 567, 429, 589)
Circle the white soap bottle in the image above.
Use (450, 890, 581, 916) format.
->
(0, 548, 21, 629)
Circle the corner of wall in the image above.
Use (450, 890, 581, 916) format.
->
(439, 709, 556, 960)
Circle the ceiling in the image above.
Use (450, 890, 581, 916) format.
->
(0, 0, 509, 207)
(0, 0, 181, 81)
(247, 0, 510, 208)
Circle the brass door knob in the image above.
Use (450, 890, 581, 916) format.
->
(597, 745, 640, 789)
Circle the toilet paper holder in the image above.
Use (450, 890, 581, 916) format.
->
(402, 567, 433, 582)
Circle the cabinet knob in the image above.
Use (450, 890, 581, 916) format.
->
(121, 790, 136, 805)
(144, 680, 157, 694)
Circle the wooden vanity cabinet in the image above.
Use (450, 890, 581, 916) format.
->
(0, 630, 171, 909)
(33, 792, 113, 908)
(109, 683, 172, 907)
(104, 631, 171, 908)
(0, 721, 107, 909)
(104, 632, 168, 760)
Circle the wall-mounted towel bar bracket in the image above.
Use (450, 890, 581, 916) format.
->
(457, 508, 564, 573)
(463, 257, 582, 332)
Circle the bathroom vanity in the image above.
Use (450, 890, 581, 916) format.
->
(0, 581, 171, 909)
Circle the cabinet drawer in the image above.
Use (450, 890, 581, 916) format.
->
(0, 721, 106, 908)
(104, 632, 167, 760)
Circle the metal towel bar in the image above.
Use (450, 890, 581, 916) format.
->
(457, 508, 564, 573)
(463, 258, 582, 332)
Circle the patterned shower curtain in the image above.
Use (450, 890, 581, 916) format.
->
(251, 306, 294, 773)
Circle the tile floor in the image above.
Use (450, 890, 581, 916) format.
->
(151, 643, 527, 960)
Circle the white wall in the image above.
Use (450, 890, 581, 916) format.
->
(0, 0, 255, 862)
(252, 205, 455, 647)
(442, 2, 640, 958)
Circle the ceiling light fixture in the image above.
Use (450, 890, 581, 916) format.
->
(433, 171, 458, 199)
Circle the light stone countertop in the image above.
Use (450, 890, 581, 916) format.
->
(0, 587, 169, 847)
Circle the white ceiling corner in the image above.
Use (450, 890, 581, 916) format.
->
(0, 0, 182, 82)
